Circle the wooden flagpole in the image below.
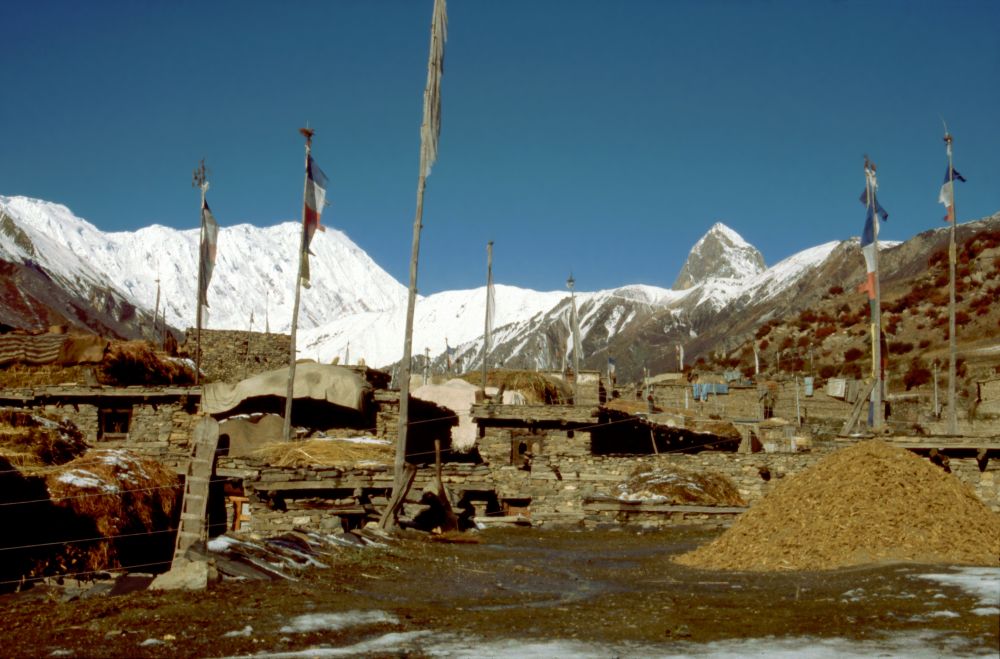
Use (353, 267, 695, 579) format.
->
(944, 130, 958, 435)
(864, 158, 884, 429)
(152, 273, 161, 347)
(383, 0, 447, 529)
(568, 274, 580, 404)
(481, 240, 493, 397)
(192, 160, 209, 386)
(282, 127, 314, 442)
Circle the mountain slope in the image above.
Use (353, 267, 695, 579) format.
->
(0, 196, 406, 336)
(4, 194, 994, 384)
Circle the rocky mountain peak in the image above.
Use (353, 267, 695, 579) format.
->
(672, 222, 766, 290)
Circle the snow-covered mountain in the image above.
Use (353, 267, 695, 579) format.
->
(0, 196, 405, 335)
(672, 222, 766, 290)
(0, 195, 848, 380)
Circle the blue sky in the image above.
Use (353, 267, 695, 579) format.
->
(2, 0, 998, 294)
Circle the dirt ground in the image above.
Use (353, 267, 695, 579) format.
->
(1, 526, 997, 658)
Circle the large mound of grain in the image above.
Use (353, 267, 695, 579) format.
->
(675, 440, 1000, 571)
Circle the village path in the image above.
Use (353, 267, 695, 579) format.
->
(0, 526, 997, 657)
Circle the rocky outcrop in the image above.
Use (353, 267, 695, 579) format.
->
(673, 223, 766, 290)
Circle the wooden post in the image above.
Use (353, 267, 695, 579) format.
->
(152, 274, 161, 348)
(568, 274, 580, 404)
(282, 128, 314, 442)
(864, 159, 885, 429)
(795, 376, 801, 426)
(389, 0, 447, 520)
(243, 310, 254, 380)
(481, 241, 494, 397)
(944, 132, 958, 435)
(933, 361, 940, 417)
(192, 160, 209, 386)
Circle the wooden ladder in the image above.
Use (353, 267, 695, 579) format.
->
(171, 416, 220, 564)
(840, 379, 876, 436)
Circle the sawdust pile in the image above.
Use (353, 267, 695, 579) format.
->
(619, 464, 745, 506)
(675, 440, 1000, 571)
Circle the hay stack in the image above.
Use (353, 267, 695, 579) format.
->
(675, 440, 1000, 571)
(100, 340, 194, 386)
(462, 370, 570, 404)
(619, 464, 745, 506)
(0, 408, 87, 470)
(250, 437, 394, 468)
(42, 449, 180, 573)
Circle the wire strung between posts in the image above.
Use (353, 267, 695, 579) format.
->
(0, 483, 182, 507)
(0, 521, 230, 553)
(0, 559, 177, 587)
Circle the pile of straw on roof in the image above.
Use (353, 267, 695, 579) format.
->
(40, 449, 180, 574)
(0, 408, 87, 471)
(675, 440, 1000, 571)
(619, 463, 745, 506)
(461, 370, 570, 404)
(251, 437, 394, 468)
(99, 340, 194, 386)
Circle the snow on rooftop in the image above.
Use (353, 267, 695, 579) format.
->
(56, 469, 119, 492)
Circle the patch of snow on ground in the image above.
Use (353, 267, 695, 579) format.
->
(916, 567, 1000, 614)
(971, 606, 1000, 616)
(222, 625, 253, 638)
(221, 631, 431, 658)
(278, 610, 397, 634)
(246, 629, 996, 658)
(207, 535, 239, 552)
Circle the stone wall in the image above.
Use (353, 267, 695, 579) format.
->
(215, 457, 494, 536)
(477, 427, 1000, 527)
(41, 399, 200, 472)
(181, 329, 291, 384)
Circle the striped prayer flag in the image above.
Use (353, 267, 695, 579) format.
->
(199, 199, 219, 311)
(301, 155, 328, 286)
(938, 165, 966, 223)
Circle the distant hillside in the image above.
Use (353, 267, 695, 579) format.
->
(1, 194, 997, 385)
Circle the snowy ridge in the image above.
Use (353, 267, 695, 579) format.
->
(1, 195, 847, 374)
(0, 195, 406, 334)
(300, 284, 569, 368)
(737, 240, 841, 304)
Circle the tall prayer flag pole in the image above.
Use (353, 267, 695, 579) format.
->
(391, 0, 447, 502)
(943, 129, 958, 435)
(481, 240, 494, 397)
(567, 274, 581, 404)
(192, 159, 210, 385)
(152, 272, 161, 348)
(861, 156, 885, 428)
(283, 127, 317, 441)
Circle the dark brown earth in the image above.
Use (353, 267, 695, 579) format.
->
(1, 526, 997, 658)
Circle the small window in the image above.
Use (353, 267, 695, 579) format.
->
(98, 408, 131, 440)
